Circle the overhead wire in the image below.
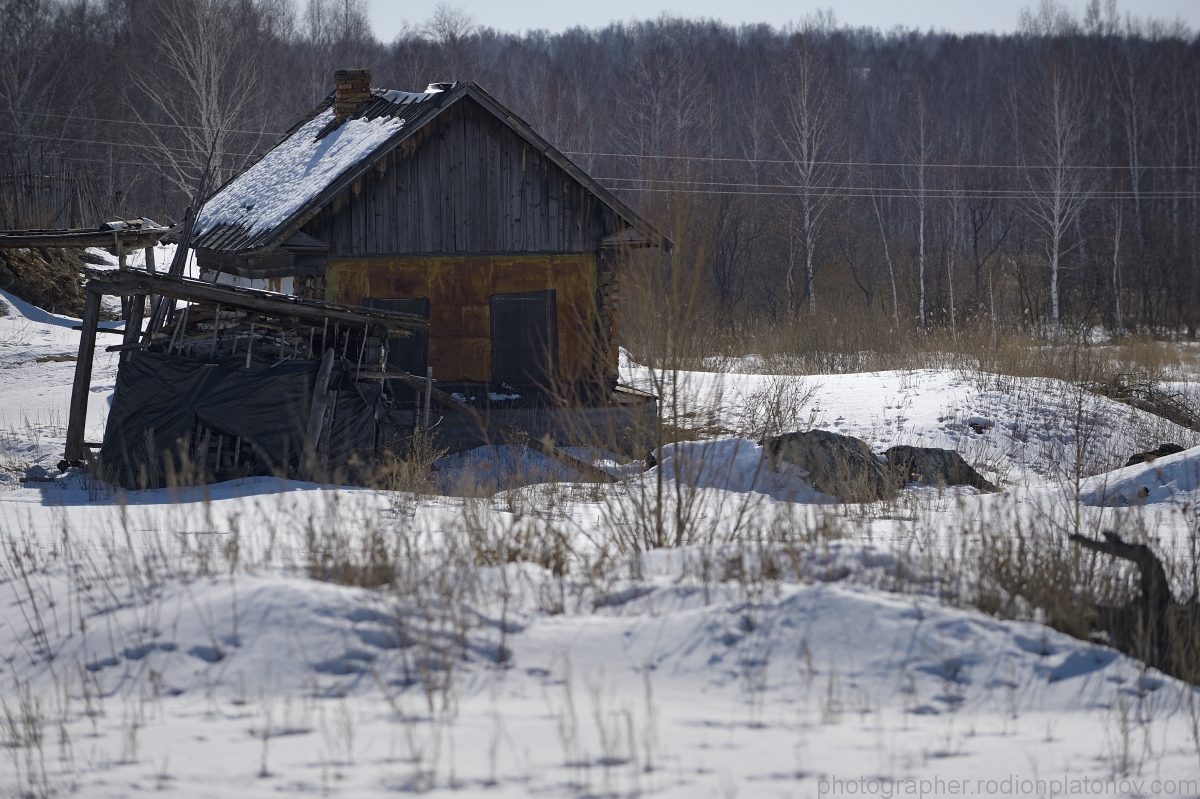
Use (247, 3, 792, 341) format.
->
(2, 123, 1196, 173)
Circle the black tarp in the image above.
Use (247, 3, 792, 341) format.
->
(99, 351, 383, 488)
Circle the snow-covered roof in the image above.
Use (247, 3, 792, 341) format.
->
(192, 86, 450, 254)
(190, 82, 669, 256)
(194, 110, 403, 246)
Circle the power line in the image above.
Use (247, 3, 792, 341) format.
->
(596, 182, 1200, 200)
(5, 126, 1196, 173)
(5, 108, 284, 138)
(594, 175, 1200, 199)
(1, 131, 274, 162)
(568, 150, 1197, 172)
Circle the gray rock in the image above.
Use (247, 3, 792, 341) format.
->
(884, 445, 998, 492)
(763, 430, 897, 503)
(1124, 443, 1184, 467)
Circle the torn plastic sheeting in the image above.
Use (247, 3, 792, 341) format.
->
(98, 351, 383, 488)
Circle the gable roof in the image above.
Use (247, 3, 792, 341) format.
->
(192, 82, 669, 255)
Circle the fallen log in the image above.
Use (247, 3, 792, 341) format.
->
(1069, 531, 1172, 614)
(1069, 531, 1200, 684)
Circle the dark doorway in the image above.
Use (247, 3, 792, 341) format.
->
(366, 297, 429, 376)
(490, 290, 557, 387)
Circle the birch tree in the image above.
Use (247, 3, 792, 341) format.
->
(130, 0, 281, 195)
(904, 90, 931, 331)
(1024, 52, 1090, 337)
(779, 26, 838, 315)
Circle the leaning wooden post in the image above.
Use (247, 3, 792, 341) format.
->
(116, 232, 130, 319)
(121, 291, 144, 363)
(142, 245, 156, 323)
(120, 243, 149, 361)
(65, 288, 102, 462)
(422, 366, 433, 445)
(303, 347, 337, 480)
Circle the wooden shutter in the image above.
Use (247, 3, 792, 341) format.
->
(490, 290, 557, 387)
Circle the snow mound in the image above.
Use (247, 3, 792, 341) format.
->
(1081, 445, 1200, 506)
(648, 437, 833, 502)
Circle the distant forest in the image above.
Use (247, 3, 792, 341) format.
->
(2, 0, 1198, 342)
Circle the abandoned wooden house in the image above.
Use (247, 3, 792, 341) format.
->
(185, 70, 667, 455)
(70, 71, 665, 487)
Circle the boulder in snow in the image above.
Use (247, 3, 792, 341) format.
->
(884, 445, 998, 492)
(763, 430, 896, 503)
(1124, 442, 1185, 467)
(965, 415, 994, 434)
(24, 464, 49, 482)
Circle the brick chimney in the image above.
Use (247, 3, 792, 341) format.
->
(333, 68, 371, 124)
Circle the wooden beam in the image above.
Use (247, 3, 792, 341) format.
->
(86, 270, 428, 334)
(303, 347, 337, 480)
(0, 229, 170, 249)
(122, 292, 145, 362)
(65, 290, 101, 462)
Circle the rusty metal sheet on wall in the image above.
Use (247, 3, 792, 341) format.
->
(327, 254, 597, 383)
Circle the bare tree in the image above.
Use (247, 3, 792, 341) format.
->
(302, 0, 376, 106)
(903, 88, 931, 331)
(0, 0, 72, 162)
(871, 191, 901, 328)
(423, 2, 476, 80)
(1023, 49, 1091, 337)
(779, 26, 838, 314)
(130, 0, 281, 196)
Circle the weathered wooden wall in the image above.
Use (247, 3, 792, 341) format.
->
(327, 254, 598, 384)
(301, 96, 622, 256)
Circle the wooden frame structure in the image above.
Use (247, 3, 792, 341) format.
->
(68, 269, 612, 482)
(0, 221, 174, 462)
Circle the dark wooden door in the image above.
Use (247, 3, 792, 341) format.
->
(490, 290, 557, 388)
(366, 297, 429, 376)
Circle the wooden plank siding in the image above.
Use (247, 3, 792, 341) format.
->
(301, 96, 618, 256)
(301, 95, 632, 387)
(326, 254, 597, 384)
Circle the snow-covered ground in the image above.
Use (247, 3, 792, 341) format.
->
(3, 294, 1200, 797)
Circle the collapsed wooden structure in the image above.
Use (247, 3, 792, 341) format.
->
(67, 269, 616, 486)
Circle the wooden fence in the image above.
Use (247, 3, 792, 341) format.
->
(0, 153, 117, 230)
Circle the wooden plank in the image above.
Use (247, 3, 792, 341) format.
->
(65, 290, 101, 461)
(388, 150, 398, 254)
(487, 115, 499, 251)
(87, 271, 428, 332)
(548, 163, 560, 250)
(434, 119, 446, 251)
(466, 100, 479, 251)
(499, 121, 510, 251)
(524, 145, 534, 251)
(374, 161, 385, 254)
(446, 106, 458, 251)
(121, 290, 145, 362)
(453, 102, 466, 251)
(353, 179, 363, 255)
(362, 170, 373, 254)
(303, 347, 337, 479)
(0, 229, 169, 249)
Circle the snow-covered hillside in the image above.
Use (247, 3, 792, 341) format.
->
(3, 293, 1200, 797)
